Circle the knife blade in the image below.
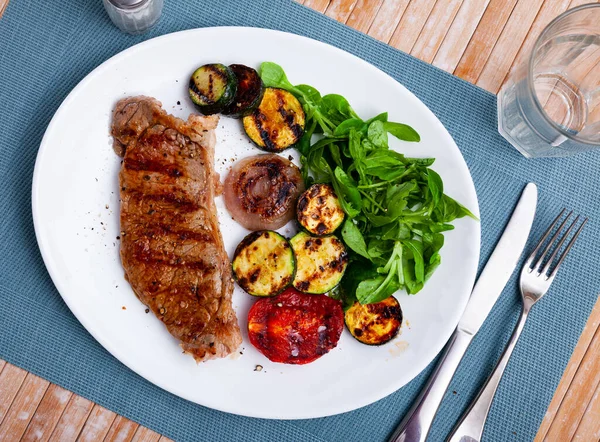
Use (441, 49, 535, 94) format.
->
(388, 182, 538, 442)
(458, 182, 538, 335)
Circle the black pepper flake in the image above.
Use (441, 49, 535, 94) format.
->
(452, 391, 457, 395)
(177, 101, 181, 105)
(116, 236, 120, 240)
(288, 155, 293, 161)
(254, 365, 263, 372)
(145, 308, 150, 314)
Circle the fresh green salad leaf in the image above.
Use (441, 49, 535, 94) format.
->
(259, 62, 478, 303)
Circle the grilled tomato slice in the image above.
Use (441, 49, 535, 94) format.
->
(248, 288, 343, 364)
(345, 297, 403, 346)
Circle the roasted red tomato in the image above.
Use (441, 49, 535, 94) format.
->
(248, 288, 344, 364)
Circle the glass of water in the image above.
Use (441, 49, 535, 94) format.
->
(498, 4, 600, 158)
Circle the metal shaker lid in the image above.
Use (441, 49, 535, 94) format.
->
(107, 0, 149, 9)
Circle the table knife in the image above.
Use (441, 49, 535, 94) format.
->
(388, 182, 538, 442)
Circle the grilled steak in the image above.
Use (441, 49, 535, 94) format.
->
(112, 96, 242, 362)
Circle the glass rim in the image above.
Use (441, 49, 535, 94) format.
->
(528, 2, 600, 146)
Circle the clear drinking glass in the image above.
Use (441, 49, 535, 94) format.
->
(498, 4, 600, 158)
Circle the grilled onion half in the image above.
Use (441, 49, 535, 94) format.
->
(224, 154, 305, 230)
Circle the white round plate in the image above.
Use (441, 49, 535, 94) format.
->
(32, 27, 480, 419)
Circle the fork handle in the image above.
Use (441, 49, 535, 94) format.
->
(446, 299, 533, 442)
(388, 328, 473, 442)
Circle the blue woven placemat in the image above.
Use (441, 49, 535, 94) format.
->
(1, 1, 598, 441)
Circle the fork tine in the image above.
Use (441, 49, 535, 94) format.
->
(533, 211, 572, 273)
(548, 217, 588, 279)
(541, 215, 580, 276)
(525, 209, 567, 268)
(528, 209, 571, 272)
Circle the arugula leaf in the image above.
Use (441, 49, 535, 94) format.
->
(384, 122, 421, 142)
(427, 169, 444, 207)
(334, 118, 366, 137)
(403, 239, 425, 283)
(365, 112, 388, 125)
(408, 157, 435, 167)
(259, 62, 296, 90)
(341, 219, 370, 260)
(333, 167, 362, 215)
(367, 120, 388, 149)
(321, 94, 360, 125)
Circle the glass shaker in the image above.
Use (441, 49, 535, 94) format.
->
(102, 0, 164, 35)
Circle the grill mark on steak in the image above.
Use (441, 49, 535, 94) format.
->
(112, 96, 241, 362)
(124, 157, 185, 178)
(125, 191, 200, 212)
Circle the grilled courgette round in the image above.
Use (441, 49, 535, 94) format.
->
(232, 230, 295, 297)
(243, 88, 305, 152)
(345, 297, 403, 346)
(297, 183, 345, 236)
(189, 63, 237, 115)
(222, 64, 265, 118)
(290, 231, 348, 294)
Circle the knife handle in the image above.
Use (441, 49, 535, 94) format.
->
(388, 328, 473, 442)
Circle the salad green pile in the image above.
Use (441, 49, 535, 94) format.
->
(259, 62, 477, 306)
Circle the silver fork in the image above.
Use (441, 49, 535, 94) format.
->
(447, 209, 588, 442)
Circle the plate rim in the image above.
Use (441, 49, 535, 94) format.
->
(32, 26, 481, 419)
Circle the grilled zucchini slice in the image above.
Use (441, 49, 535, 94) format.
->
(290, 231, 348, 294)
(243, 88, 305, 152)
(189, 63, 237, 115)
(222, 64, 265, 118)
(345, 297, 403, 346)
(297, 183, 345, 236)
(232, 231, 295, 297)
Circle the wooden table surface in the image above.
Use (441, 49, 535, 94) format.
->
(1, 0, 600, 441)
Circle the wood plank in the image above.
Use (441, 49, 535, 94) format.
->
(157, 437, 173, 442)
(0, 360, 6, 374)
(21, 384, 72, 442)
(0, 364, 29, 426)
(388, 0, 437, 54)
(345, 0, 384, 33)
(499, 0, 572, 91)
(432, 0, 492, 73)
(75, 404, 116, 442)
(0, 373, 49, 441)
(476, 0, 546, 93)
(366, 0, 410, 44)
(131, 427, 161, 442)
(572, 380, 600, 441)
(0, 0, 8, 18)
(104, 415, 138, 442)
(303, 0, 331, 13)
(324, 0, 358, 23)
(454, 0, 519, 82)
(535, 297, 600, 441)
(48, 395, 93, 442)
(541, 323, 600, 441)
(410, 0, 464, 64)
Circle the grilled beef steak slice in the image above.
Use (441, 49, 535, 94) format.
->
(112, 96, 242, 361)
